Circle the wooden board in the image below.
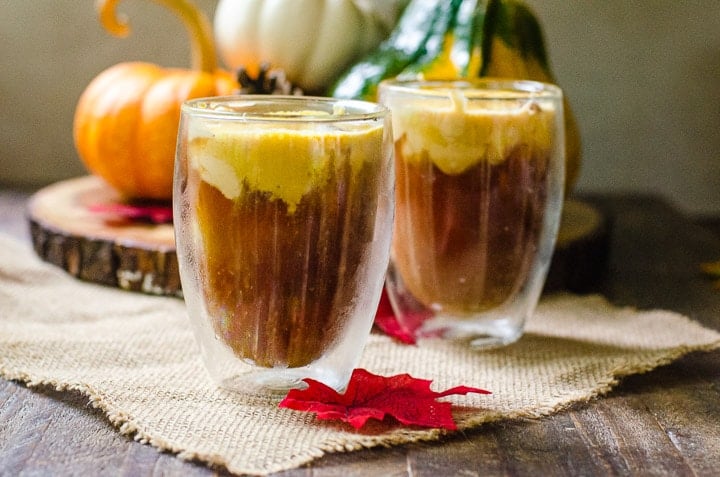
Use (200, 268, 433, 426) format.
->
(27, 176, 611, 297)
(28, 176, 181, 297)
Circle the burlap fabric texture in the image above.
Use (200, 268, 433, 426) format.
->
(1, 233, 719, 476)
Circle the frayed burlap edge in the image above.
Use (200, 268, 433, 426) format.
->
(3, 339, 719, 476)
(299, 342, 720, 453)
(0, 366, 262, 475)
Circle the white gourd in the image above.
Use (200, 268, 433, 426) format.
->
(213, 0, 408, 93)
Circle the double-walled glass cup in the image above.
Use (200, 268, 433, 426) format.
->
(174, 96, 394, 393)
(379, 79, 565, 348)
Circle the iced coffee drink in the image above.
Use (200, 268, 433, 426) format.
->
(380, 80, 565, 346)
(174, 97, 393, 392)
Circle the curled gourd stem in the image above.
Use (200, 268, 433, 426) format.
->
(95, 0, 217, 73)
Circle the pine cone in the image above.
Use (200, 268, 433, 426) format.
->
(235, 63, 303, 95)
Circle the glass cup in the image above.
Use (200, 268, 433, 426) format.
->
(174, 96, 394, 393)
(379, 79, 565, 348)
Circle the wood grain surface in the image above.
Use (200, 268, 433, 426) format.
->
(1, 189, 719, 476)
(27, 176, 180, 297)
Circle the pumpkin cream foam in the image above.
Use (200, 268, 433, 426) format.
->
(392, 96, 556, 175)
(189, 115, 383, 214)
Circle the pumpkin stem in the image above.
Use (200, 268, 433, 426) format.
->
(95, 0, 218, 73)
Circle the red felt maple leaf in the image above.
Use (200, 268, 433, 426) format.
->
(373, 290, 416, 344)
(88, 202, 173, 224)
(373, 289, 433, 345)
(279, 368, 490, 430)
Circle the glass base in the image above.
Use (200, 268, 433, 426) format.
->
(202, 350, 353, 396)
(216, 367, 336, 396)
(413, 313, 524, 349)
(385, 264, 539, 349)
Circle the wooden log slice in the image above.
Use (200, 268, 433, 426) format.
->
(27, 176, 611, 298)
(28, 176, 181, 297)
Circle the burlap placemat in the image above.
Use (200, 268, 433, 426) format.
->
(1, 232, 719, 476)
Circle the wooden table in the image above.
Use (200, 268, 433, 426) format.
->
(1, 188, 719, 476)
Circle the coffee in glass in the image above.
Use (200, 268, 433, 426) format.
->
(174, 96, 394, 392)
(379, 79, 565, 347)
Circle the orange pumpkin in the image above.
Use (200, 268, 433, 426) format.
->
(73, 0, 237, 200)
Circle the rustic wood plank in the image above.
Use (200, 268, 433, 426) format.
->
(0, 380, 218, 476)
(295, 447, 409, 476)
(615, 352, 720, 475)
(581, 396, 693, 475)
(404, 431, 508, 477)
(590, 195, 720, 328)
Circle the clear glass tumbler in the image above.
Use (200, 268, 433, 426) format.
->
(174, 96, 394, 393)
(379, 79, 565, 348)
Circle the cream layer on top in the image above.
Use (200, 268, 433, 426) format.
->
(188, 117, 383, 213)
(391, 96, 556, 175)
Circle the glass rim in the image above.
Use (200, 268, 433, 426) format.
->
(378, 78, 563, 100)
(181, 95, 389, 122)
